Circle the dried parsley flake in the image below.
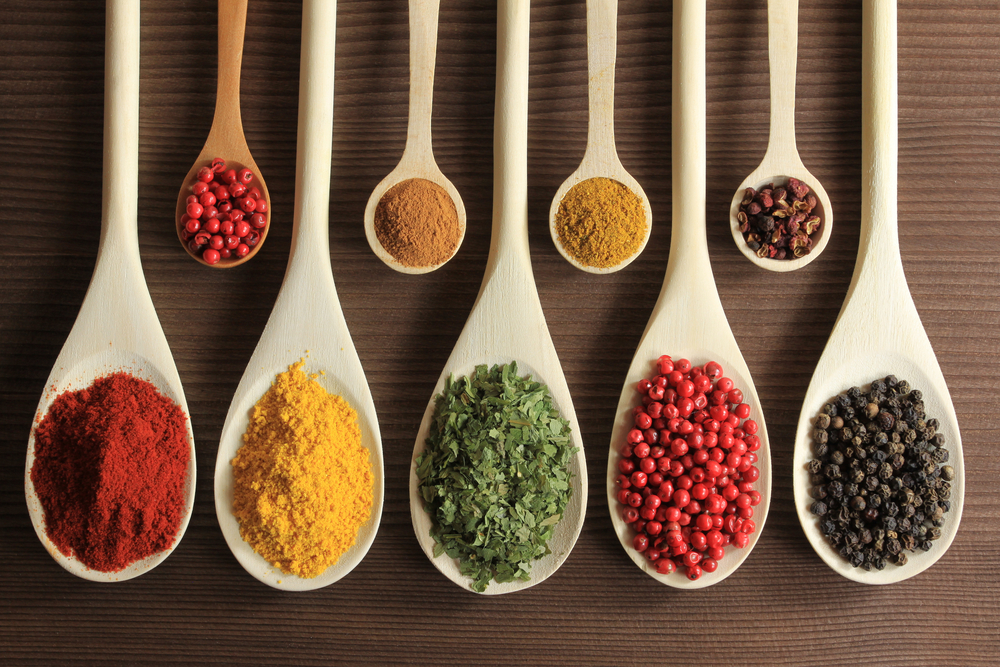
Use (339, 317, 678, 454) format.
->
(416, 362, 576, 592)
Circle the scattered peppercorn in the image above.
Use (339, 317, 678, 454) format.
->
(737, 177, 820, 259)
(615, 356, 763, 581)
(179, 157, 268, 265)
(808, 377, 952, 570)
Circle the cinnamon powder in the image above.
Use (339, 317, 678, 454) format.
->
(374, 178, 460, 268)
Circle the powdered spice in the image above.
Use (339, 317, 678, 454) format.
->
(554, 177, 647, 268)
(232, 360, 373, 578)
(374, 177, 460, 268)
(30, 372, 191, 572)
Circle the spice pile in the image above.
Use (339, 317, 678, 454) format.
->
(231, 360, 373, 579)
(737, 177, 820, 260)
(180, 157, 268, 265)
(374, 178, 461, 268)
(416, 362, 576, 592)
(554, 177, 647, 269)
(614, 356, 762, 581)
(808, 377, 953, 570)
(30, 373, 191, 572)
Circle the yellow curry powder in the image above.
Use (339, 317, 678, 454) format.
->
(554, 176, 647, 268)
(231, 360, 373, 578)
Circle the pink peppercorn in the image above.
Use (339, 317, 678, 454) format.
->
(615, 356, 762, 580)
(180, 158, 267, 265)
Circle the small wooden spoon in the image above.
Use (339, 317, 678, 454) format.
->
(363, 0, 466, 274)
(729, 0, 833, 271)
(214, 0, 384, 591)
(548, 0, 651, 274)
(606, 0, 771, 589)
(409, 0, 588, 595)
(175, 0, 271, 268)
(792, 0, 963, 584)
(24, 0, 196, 582)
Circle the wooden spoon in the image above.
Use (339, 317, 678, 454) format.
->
(175, 0, 271, 268)
(605, 0, 771, 589)
(408, 0, 588, 595)
(548, 0, 651, 274)
(214, 0, 384, 591)
(24, 0, 196, 582)
(728, 0, 833, 271)
(792, 0, 963, 584)
(363, 0, 466, 274)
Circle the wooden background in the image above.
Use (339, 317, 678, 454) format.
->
(1, 0, 998, 664)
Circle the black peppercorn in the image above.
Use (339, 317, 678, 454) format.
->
(808, 377, 953, 569)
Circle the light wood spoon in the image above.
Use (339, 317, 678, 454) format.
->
(175, 0, 271, 268)
(214, 0, 384, 591)
(729, 0, 833, 271)
(792, 0, 963, 584)
(605, 0, 771, 589)
(363, 0, 466, 274)
(409, 0, 588, 595)
(548, 0, 651, 274)
(24, 0, 196, 582)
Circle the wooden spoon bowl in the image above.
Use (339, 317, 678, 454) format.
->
(176, 0, 271, 269)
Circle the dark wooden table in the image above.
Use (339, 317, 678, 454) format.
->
(2, 1, 998, 664)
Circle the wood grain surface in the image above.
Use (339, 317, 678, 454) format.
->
(1, 0, 997, 664)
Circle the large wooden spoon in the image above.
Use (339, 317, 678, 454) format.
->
(729, 0, 833, 271)
(24, 0, 196, 582)
(605, 0, 771, 589)
(363, 0, 466, 274)
(548, 0, 651, 274)
(792, 0, 964, 584)
(408, 0, 588, 595)
(175, 0, 271, 268)
(214, 0, 384, 591)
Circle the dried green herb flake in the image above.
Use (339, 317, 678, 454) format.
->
(416, 362, 576, 592)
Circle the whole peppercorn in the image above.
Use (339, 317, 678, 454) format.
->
(807, 377, 953, 569)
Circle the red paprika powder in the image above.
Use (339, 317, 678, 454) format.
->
(30, 372, 191, 572)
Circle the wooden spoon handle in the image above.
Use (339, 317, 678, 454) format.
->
(402, 0, 441, 161)
(861, 0, 902, 271)
(486, 0, 531, 276)
(213, 0, 249, 132)
(765, 0, 800, 161)
(667, 0, 711, 285)
(289, 0, 337, 269)
(100, 0, 140, 253)
(584, 0, 618, 164)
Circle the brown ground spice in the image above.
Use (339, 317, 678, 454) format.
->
(374, 178, 460, 268)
